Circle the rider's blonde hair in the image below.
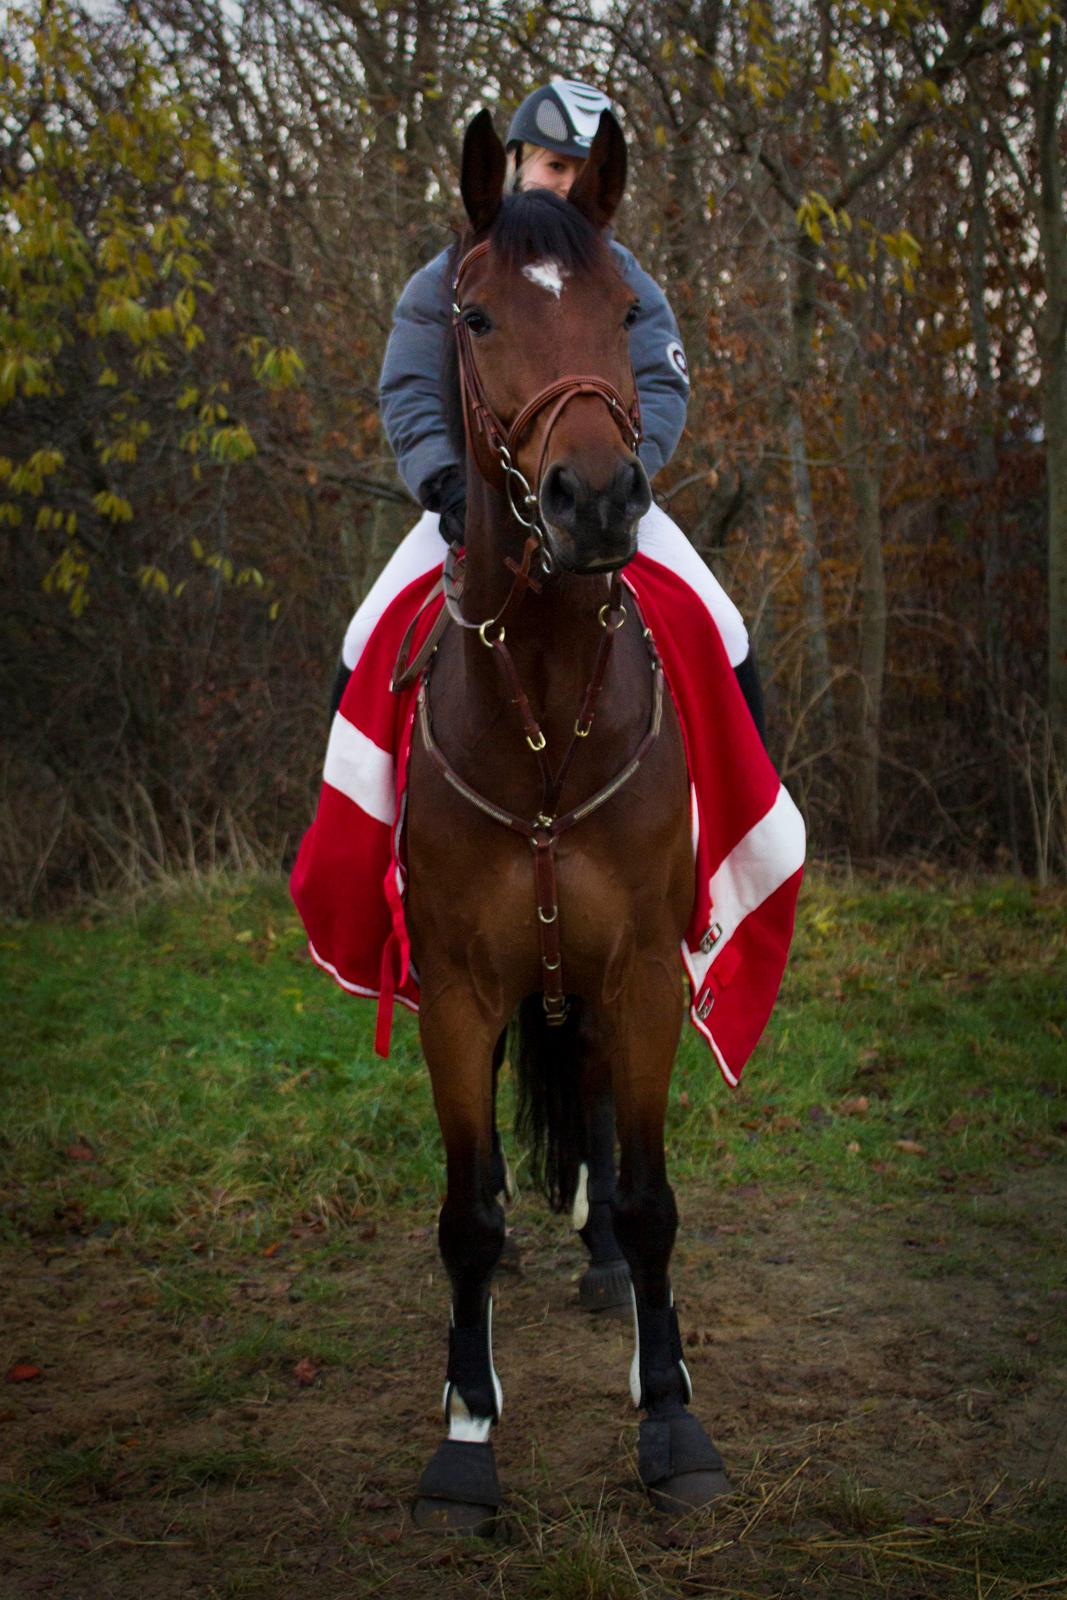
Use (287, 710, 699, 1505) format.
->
(507, 143, 582, 193)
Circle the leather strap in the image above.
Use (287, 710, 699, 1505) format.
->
(416, 590, 665, 1024)
(390, 572, 450, 692)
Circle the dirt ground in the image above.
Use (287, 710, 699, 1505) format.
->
(2, 1164, 1065, 1599)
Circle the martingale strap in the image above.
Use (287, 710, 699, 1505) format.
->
(417, 586, 665, 1024)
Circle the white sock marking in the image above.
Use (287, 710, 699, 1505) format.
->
(444, 1298, 503, 1442)
(571, 1162, 589, 1231)
(628, 1287, 693, 1408)
(629, 1282, 641, 1407)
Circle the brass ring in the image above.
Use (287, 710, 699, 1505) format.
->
(598, 602, 627, 629)
(478, 620, 504, 648)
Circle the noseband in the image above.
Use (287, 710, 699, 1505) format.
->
(451, 240, 642, 557)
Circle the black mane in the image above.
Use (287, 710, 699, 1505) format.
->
(441, 192, 605, 465)
(487, 189, 603, 275)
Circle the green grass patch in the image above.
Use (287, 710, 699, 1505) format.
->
(3, 870, 1065, 1244)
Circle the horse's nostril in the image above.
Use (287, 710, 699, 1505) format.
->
(618, 458, 652, 520)
(541, 463, 581, 531)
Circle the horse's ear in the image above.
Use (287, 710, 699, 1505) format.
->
(567, 110, 627, 228)
(461, 109, 506, 234)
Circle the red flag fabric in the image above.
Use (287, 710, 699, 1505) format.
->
(290, 552, 805, 1082)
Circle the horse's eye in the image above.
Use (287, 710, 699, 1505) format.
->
(462, 308, 492, 337)
(624, 301, 641, 330)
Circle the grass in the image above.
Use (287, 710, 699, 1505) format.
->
(2, 869, 1065, 1599)
(1, 869, 1064, 1248)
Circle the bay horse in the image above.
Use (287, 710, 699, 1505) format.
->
(403, 108, 729, 1531)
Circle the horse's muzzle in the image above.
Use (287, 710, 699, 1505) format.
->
(539, 457, 652, 573)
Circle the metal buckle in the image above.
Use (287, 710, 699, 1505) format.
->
(699, 921, 723, 954)
(527, 730, 547, 752)
(696, 992, 714, 1020)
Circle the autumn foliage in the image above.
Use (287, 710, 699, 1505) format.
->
(1, 0, 1064, 908)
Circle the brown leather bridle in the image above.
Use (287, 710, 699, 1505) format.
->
(400, 236, 663, 1026)
(452, 240, 642, 556)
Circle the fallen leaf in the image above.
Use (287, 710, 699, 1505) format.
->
(846, 1141, 861, 1155)
(234, 929, 254, 943)
(65, 1140, 96, 1163)
(895, 1139, 927, 1156)
(838, 1095, 869, 1117)
(292, 1356, 319, 1386)
(359, 1222, 378, 1242)
(5, 1364, 42, 1383)
(771, 1114, 801, 1133)
(262, 1241, 281, 1258)
(678, 1091, 690, 1109)
(944, 1112, 969, 1133)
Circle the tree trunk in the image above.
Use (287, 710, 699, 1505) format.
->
(840, 376, 885, 859)
(782, 235, 836, 749)
(1032, 18, 1067, 762)
(964, 128, 1021, 864)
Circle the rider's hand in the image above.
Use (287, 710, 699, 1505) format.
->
(419, 466, 467, 549)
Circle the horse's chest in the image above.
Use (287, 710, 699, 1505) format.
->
(405, 696, 692, 991)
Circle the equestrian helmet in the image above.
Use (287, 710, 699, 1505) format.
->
(506, 79, 615, 160)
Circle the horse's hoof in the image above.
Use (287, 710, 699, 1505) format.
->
(647, 1468, 732, 1515)
(578, 1257, 631, 1315)
(638, 1411, 730, 1515)
(411, 1439, 500, 1538)
(411, 1495, 497, 1536)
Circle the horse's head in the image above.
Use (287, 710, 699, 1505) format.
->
(454, 110, 652, 575)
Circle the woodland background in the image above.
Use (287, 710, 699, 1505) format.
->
(2, 0, 1066, 912)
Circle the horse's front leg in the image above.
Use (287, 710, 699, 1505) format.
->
(608, 966, 732, 1514)
(412, 982, 507, 1536)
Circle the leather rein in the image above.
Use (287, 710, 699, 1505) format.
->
(395, 237, 663, 1025)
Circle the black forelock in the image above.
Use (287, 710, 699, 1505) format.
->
(487, 190, 604, 275)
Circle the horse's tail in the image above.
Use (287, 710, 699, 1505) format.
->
(510, 995, 586, 1214)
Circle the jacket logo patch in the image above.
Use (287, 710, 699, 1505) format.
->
(667, 340, 690, 383)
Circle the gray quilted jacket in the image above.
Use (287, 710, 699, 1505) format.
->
(379, 240, 690, 503)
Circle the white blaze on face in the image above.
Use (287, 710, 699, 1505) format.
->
(523, 258, 568, 299)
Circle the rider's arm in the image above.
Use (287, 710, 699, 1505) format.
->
(610, 243, 690, 480)
(378, 248, 463, 506)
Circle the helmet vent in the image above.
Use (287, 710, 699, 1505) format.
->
(535, 100, 569, 143)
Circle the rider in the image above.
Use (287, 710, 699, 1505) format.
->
(332, 78, 764, 738)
